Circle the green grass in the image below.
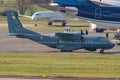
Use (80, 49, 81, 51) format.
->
(1, 0, 16, 4)
(0, 26, 89, 32)
(0, 16, 88, 24)
(0, 53, 120, 78)
(26, 26, 89, 31)
(0, 17, 89, 31)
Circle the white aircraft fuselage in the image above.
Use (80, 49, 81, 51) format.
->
(31, 11, 66, 21)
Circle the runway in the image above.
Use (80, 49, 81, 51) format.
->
(0, 30, 120, 54)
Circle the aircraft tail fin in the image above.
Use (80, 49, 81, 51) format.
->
(7, 10, 38, 36)
(55, 0, 98, 6)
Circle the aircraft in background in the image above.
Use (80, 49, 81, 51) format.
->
(18, 11, 67, 26)
(90, 23, 106, 33)
(6, 10, 114, 53)
(47, 0, 120, 30)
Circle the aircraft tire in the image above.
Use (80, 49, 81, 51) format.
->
(62, 22, 66, 27)
(48, 22, 52, 25)
(61, 50, 73, 52)
(100, 49, 104, 53)
(34, 24, 38, 26)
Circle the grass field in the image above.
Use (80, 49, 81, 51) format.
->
(0, 16, 89, 31)
(1, 4, 119, 79)
(0, 26, 89, 32)
(0, 53, 120, 78)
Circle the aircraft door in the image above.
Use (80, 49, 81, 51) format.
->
(95, 8, 102, 19)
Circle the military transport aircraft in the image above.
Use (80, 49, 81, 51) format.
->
(6, 10, 114, 53)
(52, 0, 120, 29)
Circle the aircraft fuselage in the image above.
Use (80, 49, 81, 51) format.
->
(17, 32, 114, 52)
(77, 6, 120, 23)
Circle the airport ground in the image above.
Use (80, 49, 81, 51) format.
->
(0, 20, 120, 80)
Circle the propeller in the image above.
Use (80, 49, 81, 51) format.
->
(85, 30, 88, 35)
(81, 30, 88, 35)
(81, 30, 84, 35)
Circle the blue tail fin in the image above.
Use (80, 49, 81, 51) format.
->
(55, 0, 98, 6)
(7, 10, 38, 36)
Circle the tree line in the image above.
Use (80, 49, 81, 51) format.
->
(16, 0, 53, 15)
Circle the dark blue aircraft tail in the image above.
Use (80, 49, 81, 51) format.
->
(55, 0, 98, 6)
(7, 10, 38, 36)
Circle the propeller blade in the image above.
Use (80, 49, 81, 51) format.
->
(85, 30, 88, 35)
(81, 30, 84, 35)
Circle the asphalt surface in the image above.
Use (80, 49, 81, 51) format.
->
(0, 30, 120, 80)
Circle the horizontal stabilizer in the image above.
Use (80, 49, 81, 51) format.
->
(17, 10, 31, 18)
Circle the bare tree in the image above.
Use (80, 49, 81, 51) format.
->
(32, 0, 51, 4)
(15, 0, 52, 15)
(16, 0, 33, 15)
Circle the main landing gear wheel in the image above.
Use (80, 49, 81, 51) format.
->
(34, 24, 38, 26)
(100, 49, 104, 53)
(62, 22, 66, 27)
(61, 50, 73, 52)
(48, 22, 52, 25)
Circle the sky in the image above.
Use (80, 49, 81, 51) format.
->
(91, 0, 120, 6)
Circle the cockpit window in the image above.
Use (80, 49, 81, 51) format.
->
(35, 14, 39, 15)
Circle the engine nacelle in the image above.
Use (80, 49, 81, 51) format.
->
(65, 7, 78, 16)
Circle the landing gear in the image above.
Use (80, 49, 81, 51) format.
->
(34, 24, 38, 26)
(100, 49, 104, 53)
(34, 21, 38, 26)
(48, 22, 52, 25)
(62, 21, 66, 27)
(60, 50, 73, 52)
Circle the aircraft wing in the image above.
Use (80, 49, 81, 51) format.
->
(38, 0, 113, 12)
(91, 1, 113, 6)
(55, 32, 81, 37)
(38, 4, 77, 12)
(55, 32, 74, 37)
(38, 4, 78, 19)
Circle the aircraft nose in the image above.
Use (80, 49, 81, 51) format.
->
(109, 42, 115, 49)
